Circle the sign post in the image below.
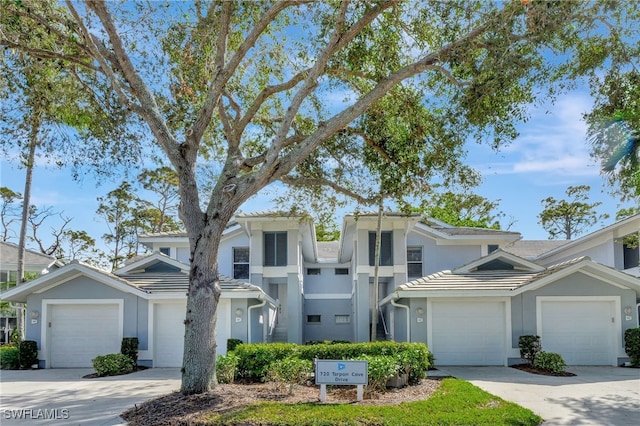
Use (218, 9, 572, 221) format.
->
(315, 359, 368, 402)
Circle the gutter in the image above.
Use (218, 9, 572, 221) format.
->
(387, 292, 410, 342)
(247, 294, 269, 344)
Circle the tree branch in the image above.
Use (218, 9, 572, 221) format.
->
(280, 175, 379, 205)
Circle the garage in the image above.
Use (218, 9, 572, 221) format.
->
(153, 299, 231, 367)
(48, 303, 121, 368)
(429, 300, 507, 366)
(538, 298, 617, 365)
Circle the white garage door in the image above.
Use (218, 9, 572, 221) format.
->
(539, 300, 615, 365)
(430, 300, 506, 366)
(154, 299, 231, 367)
(49, 303, 121, 368)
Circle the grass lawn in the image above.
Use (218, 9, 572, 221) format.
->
(200, 378, 542, 425)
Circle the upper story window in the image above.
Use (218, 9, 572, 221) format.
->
(264, 231, 287, 266)
(623, 243, 639, 269)
(368, 231, 393, 266)
(407, 246, 423, 279)
(307, 268, 321, 275)
(233, 247, 250, 279)
(335, 268, 349, 275)
(488, 244, 499, 254)
(159, 247, 170, 256)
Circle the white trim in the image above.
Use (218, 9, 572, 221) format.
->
(536, 296, 621, 366)
(114, 252, 189, 275)
(427, 297, 511, 366)
(304, 293, 352, 300)
(41, 299, 124, 368)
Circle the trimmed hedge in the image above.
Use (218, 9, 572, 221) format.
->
(518, 335, 541, 364)
(227, 338, 243, 353)
(19, 340, 38, 369)
(121, 337, 139, 366)
(216, 352, 239, 384)
(624, 327, 640, 366)
(0, 345, 20, 370)
(533, 351, 566, 373)
(232, 341, 431, 384)
(92, 353, 134, 377)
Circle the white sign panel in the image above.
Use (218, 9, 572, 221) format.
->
(315, 359, 368, 385)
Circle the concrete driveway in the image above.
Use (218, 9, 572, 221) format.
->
(438, 366, 640, 425)
(0, 368, 181, 425)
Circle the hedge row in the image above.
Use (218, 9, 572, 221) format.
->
(228, 341, 432, 384)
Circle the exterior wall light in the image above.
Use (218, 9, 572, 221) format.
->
(624, 306, 633, 316)
(416, 307, 424, 316)
(30, 310, 39, 320)
(235, 308, 243, 317)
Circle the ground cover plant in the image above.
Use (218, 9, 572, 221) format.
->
(123, 378, 542, 425)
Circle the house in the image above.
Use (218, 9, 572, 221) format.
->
(0, 242, 59, 343)
(1, 212, 638, 368)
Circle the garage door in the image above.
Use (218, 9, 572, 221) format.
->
(430, 300, 506, 365)
(539, 300, 615, 365)
(154, 299, 231, 367)
(49, 303, 121, 368)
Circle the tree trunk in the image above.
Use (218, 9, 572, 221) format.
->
(370, 195, 383, 341)
(15, 121, 38, 339)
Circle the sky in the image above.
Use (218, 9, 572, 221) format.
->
(0, 84, 633, 255)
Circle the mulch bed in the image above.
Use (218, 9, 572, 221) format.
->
(511, 363, 576, 377)
(122, 379, 443, 426)
(82, 365, 148, 379)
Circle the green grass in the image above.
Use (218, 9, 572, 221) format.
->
(200, 378, 542, 425)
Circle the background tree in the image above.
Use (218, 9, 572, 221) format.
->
(421, 190, 509, 229)
(0, 187, 22, 242)
(538, 185, 609, 240)
(137, 167, 182, 234)
(3, 1, 639, 394)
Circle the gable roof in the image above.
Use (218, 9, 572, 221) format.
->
(535, 213, 640, 261)
(502, 240, 570, 259)
(0, 256, 276, 305)
(380, 255, 640, 304)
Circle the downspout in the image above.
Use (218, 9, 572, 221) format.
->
(247, 295, 266, 344)
(389, 292, 410, 342)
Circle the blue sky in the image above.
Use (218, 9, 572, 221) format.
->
(0, 84, 632, 254)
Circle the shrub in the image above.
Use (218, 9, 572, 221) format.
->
(624, 327, 640, 366)
(234, 343, 298, 382)
(265, 357, 313, 394)
(518, 335, 542, 364)
(357, 355, 399, 393)
(0, 345, 20, 370)
(19, 340, 38, 369)
(216, 353, 239, 384)
(533, 352, 566, 373)
(121, 337, 139, 366)
(92, 353, 134, 377)
(227, 338, 243, 353)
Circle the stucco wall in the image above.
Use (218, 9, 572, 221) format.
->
(303, 298, 353, 342)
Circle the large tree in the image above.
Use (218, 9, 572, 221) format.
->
(2, 1, 639, 394)
(538, 185, 609, 240)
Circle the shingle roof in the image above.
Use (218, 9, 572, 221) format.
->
(317, 241, 340, 261)
(398, 256, 588, 292)
(0, 241, 56, 268)
(502, 240, 570, 258)
(119, 271, 263, 294)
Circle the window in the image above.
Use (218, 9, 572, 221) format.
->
(488, 244, 499, 254)
(233, 247, 250, 279)
(407, 246, 423, 279)
(624, 243, 639, 269)
(335, 314, 350, 324)
(335, 268, 349, 275)
(264, 232, 287, 266)
(307, 315, 321, 323)
(368, 231, 393, 266)
(307, 268, 321, 275)
(159, 247, 170, 256)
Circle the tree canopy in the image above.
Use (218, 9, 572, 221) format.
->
(2, 0, 639, 394)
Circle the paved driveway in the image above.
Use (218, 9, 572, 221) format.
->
(0, 368, 181, 425)
(438, 366, 640, 425)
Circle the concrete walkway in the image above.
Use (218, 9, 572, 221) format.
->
(0, 368, 181, 425)
(437, 366, 640, 425)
